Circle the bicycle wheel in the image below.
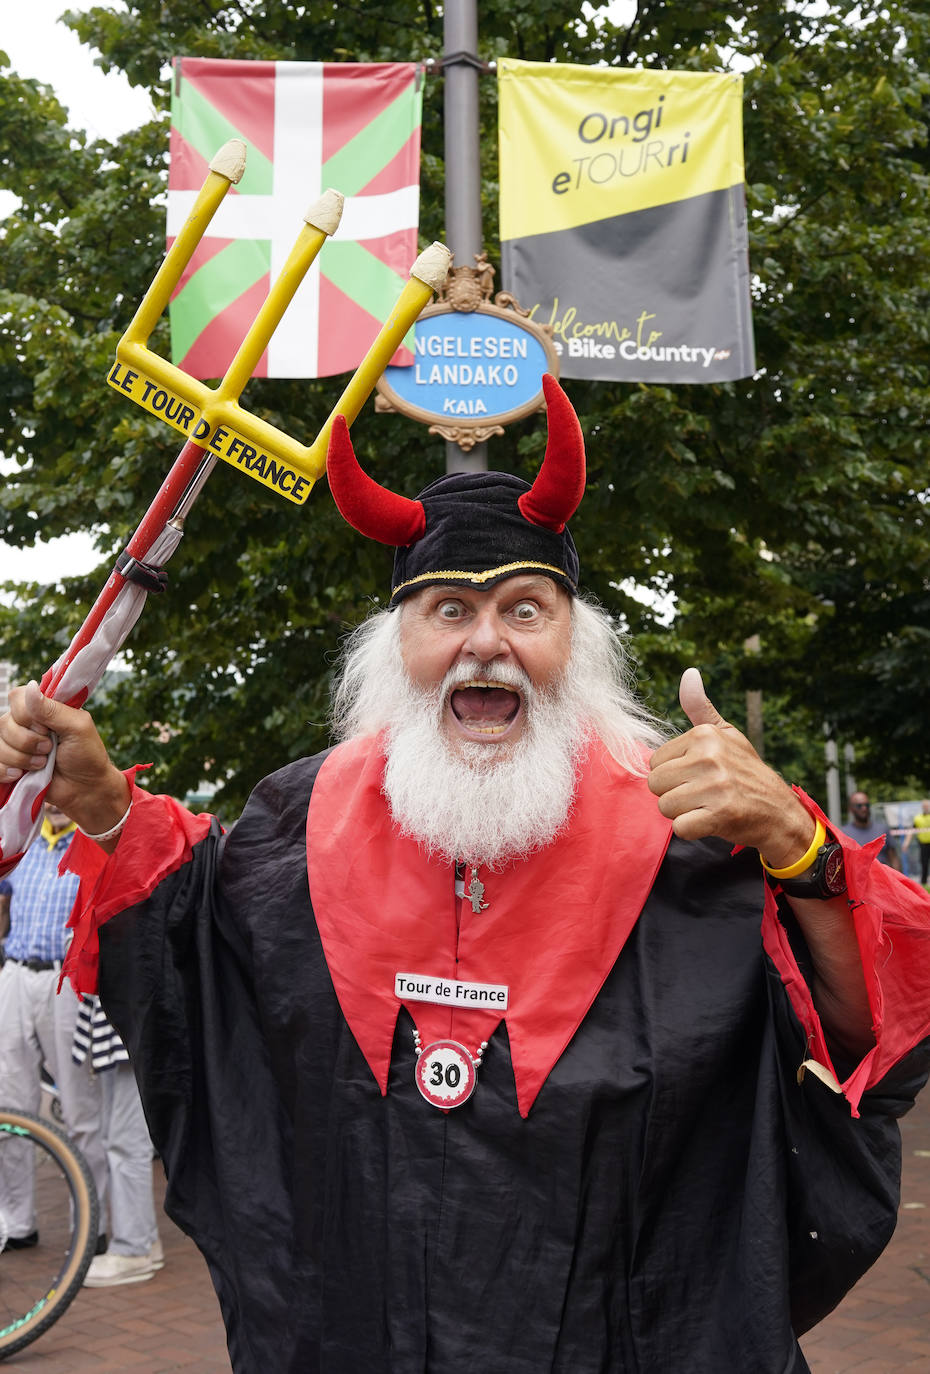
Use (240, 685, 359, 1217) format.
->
(0, 1107, 99, 1359)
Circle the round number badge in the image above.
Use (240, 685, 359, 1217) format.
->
(415, 1039, 477, 1109)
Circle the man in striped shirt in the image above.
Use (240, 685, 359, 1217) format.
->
(71, 993, 164, 1286)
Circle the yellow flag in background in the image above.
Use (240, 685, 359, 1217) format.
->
(498, 60, 755, 384)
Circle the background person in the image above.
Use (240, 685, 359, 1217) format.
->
(0, 806, 162, 1279)
(0, 803, 105, 1249)
(72, 994, 163, 1287)
(913, 800, 930, 886)
(841, 790, 902, 869)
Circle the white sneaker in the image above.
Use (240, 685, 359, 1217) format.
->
(148, 1236, 164, 1270)
(83, 1251, 157, 1287)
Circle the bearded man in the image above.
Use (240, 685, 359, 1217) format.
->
(1, 379, 930, 1374)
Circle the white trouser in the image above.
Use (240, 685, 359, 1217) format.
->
(98, 1063, 158, 1256)
(0, 961, 106, 1238)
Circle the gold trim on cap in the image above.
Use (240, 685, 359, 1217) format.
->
(392, 560, 577, 599)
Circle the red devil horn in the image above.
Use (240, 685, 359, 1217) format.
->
(517, 374, 586, 533)
(326, 415, 426, 547)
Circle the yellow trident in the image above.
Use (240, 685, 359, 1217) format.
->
(107, 139, 450, 505)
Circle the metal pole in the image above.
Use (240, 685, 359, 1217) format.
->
(443, 0, 487, 473)
(743, 634, 763, 759)
(824, 725, 841, 825)
(843, 742, 856, 807)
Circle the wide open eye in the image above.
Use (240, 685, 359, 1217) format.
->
(437, 600, 466, 620)
(511, 601, 538, 621)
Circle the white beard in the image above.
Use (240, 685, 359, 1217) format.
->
(382, 659, 590, 868)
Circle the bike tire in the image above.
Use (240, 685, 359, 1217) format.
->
(0, 1107, 99, 1359)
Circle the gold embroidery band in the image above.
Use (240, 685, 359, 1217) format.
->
(392, 560, 577, 599)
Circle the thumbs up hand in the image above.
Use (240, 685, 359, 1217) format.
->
(648, 668, 814, 868)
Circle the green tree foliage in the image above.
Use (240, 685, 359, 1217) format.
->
(1, 1, 928, 810)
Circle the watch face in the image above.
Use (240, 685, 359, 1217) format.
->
(823, 846, 846, 894)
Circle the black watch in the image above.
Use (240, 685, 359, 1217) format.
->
(776, 842, 847, 900)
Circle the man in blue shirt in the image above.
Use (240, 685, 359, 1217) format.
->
(841, 791, 902, 870)
(0, 803, 106, 1247)
(0, 804, 163, 1281)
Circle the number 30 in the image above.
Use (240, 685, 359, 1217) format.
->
(429, 1060, 461, 1088)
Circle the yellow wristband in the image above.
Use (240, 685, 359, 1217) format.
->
(760, 819, 826, 879)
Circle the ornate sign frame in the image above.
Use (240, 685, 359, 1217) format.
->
(375, 254, 560, 451)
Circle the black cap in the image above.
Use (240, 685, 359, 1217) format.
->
(390, 471, 579, 605)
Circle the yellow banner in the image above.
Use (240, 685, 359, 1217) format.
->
(498, 60, 745, 240)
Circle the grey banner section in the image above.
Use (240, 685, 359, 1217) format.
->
(502, 185, 755, 383)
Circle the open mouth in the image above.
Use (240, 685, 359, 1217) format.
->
(448, 679, 523, 738)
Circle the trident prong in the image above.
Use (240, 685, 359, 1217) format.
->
(302, 240, 452, 475)
(108, 141, 450, 506)
(121, 139, 249, 348)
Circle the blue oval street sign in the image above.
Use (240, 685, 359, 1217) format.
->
(378, 305, 557, 429)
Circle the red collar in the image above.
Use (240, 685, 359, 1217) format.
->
(307, 737, 671, 1116)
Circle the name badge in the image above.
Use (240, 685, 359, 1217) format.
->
(395, 972, 509, 1010)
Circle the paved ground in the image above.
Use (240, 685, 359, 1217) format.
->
(3, 1168, 229, 1372)
(5, 1088, 930, 1371)
(801, 1082, 930, 1372)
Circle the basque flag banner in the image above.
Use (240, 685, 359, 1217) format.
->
(169, 58, 423, 378)
(498, 60, 754, 384)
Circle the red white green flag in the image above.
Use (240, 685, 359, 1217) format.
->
(168, 57, 424, 379)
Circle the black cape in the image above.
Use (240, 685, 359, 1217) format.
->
(97, 752, 930, 1373)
